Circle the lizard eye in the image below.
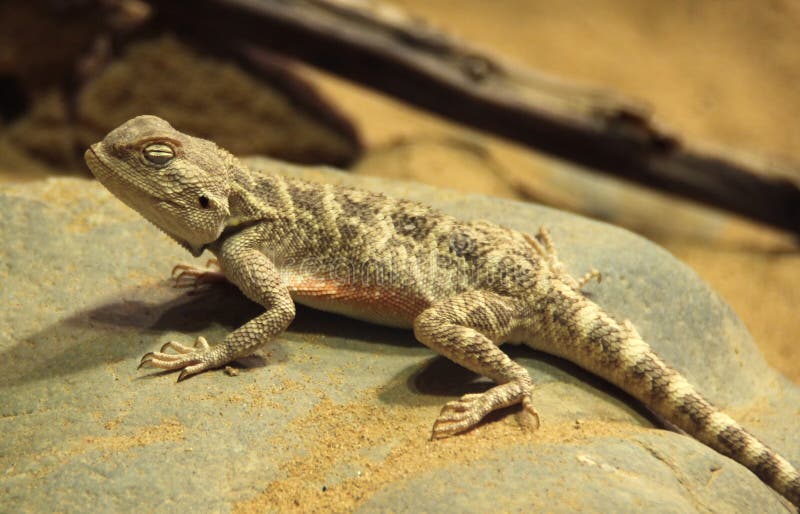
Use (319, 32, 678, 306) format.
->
(142, 143, 175, 165)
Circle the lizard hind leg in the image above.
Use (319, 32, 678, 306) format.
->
(413, 291, 539, 439)
(172, 258, 227, 289)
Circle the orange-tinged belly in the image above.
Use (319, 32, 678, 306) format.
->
(286, 276, 428, 329)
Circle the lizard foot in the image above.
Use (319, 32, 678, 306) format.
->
(524, 229, 601, 292)
(430, 386, 540, 439)
(432, 393, 492, 439)
(138, 336, 225, 381)
(172, 259, 227, 289)
(576, 268, 602, 289)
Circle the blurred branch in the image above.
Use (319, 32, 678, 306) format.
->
(146, 0, 800, 235)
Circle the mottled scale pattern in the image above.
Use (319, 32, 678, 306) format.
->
(84, 115, 800, 506)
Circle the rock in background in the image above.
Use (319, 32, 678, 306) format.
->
(0, 4, 361, 175)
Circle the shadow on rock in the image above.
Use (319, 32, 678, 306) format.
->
(1, 281, 421, 388)
(0, 283, 260, 387)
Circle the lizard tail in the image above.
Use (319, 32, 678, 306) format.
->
(532, 283, 800, 506)
(609, 335, 800, 507)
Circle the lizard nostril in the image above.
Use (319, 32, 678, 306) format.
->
(198, 195, 210, 208)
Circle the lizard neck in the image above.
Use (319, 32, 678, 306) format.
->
(224, 169, 279, 231)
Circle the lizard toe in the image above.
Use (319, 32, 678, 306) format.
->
(160, 340, 195, 354)
(431, 394, 492, 439)
(519, 397, 541, 431)
(177, 363, 210, 381)
(172, 262, 227, 289)
(138, 337, 224, 377)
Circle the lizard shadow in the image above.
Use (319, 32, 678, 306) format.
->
(0, 283, 263, 387)
(401, 348, 660, 430)
(3, 280, 662, 433)
(0, 281, 416, 388)
(290, 308, 658, 426)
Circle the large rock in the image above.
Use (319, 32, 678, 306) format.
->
(1, 163, 797, 512)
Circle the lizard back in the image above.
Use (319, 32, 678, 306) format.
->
(238, 173, 543, 328)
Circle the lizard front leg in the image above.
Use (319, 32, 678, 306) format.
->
(413, 291, 539, 439)
(139, 241, 295, 381)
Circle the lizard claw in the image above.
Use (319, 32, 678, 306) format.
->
(137, 336, 222, 378)
(520, 397, 541, 431)
(138, 352, 154, 369)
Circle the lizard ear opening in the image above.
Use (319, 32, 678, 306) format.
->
(198, 195, 210, 209)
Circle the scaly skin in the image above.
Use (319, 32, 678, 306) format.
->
(85, 115, 799, 505)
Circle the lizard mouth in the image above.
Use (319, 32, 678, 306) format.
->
(84, 145, 104, 179)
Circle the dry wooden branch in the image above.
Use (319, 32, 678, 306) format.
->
(147, 0, 800, 236)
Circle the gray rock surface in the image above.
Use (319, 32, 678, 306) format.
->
(1, 164, 798, 513)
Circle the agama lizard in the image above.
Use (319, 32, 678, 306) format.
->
(84, 115, 800, 506)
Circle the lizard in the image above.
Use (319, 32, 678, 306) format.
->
(84, 115, 800, 506)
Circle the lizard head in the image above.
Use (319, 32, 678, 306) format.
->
(85, 115, 235, 256)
